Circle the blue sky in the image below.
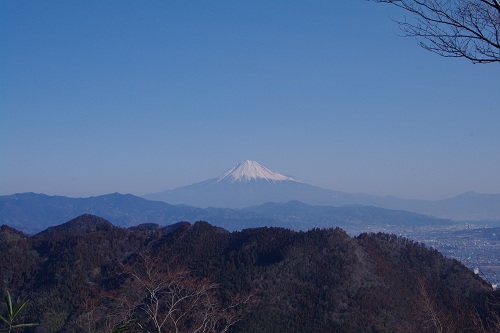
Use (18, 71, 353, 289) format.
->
(1, 0, 499, 200)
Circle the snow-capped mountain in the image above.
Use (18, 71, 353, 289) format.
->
(144, 160, 336, 208)
(144, 160, 391, 209)
(216, 160, 300, 183)
(143, 161, 500, 220)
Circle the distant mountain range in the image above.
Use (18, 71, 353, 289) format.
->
(145, 160, 500, 221)
(0, 192, 272, 234)
(1, 161, 498, 233)
(1, 192, 453, 234)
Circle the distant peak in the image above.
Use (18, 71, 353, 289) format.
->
(217, 160, 300, 183)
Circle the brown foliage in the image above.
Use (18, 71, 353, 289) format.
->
(76, 251, 251, 333)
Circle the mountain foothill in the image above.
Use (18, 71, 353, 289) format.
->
(1, 215, 499, 332)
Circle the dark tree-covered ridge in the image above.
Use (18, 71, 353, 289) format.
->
(1, 215, 499, 332)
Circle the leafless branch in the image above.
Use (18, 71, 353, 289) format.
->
(371, 0, 500, 63)
(417, 279, 444, 333)
(118, 251, 251, 333)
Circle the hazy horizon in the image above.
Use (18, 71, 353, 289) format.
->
(3, 157, 498, 202)
(2, 1, 499, 200)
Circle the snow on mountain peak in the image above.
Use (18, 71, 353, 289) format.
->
(217, 160, 299, 183)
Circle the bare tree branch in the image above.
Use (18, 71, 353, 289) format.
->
(118, 252, 252, 333)
(370, 0, 500, 63)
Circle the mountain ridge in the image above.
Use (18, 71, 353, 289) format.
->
(1, 192, 455, 234)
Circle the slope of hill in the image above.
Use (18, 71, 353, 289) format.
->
(0, 218, 498, 332)
(244, 201, 455, 229)
(37, 214, 114, 236)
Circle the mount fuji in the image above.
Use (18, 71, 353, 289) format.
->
(145, 160, 340, 208)
(144, 160, 500, 221)
(216, 160, 299, 183)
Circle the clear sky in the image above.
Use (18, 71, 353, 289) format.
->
(1, 0, 499, 200)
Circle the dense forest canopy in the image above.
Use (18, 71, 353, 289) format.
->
(1, 215, 499, 332)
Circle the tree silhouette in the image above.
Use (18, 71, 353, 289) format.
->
(371, 0, 500, 63)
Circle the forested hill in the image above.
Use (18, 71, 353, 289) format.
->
(1, 215, 498, 332)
